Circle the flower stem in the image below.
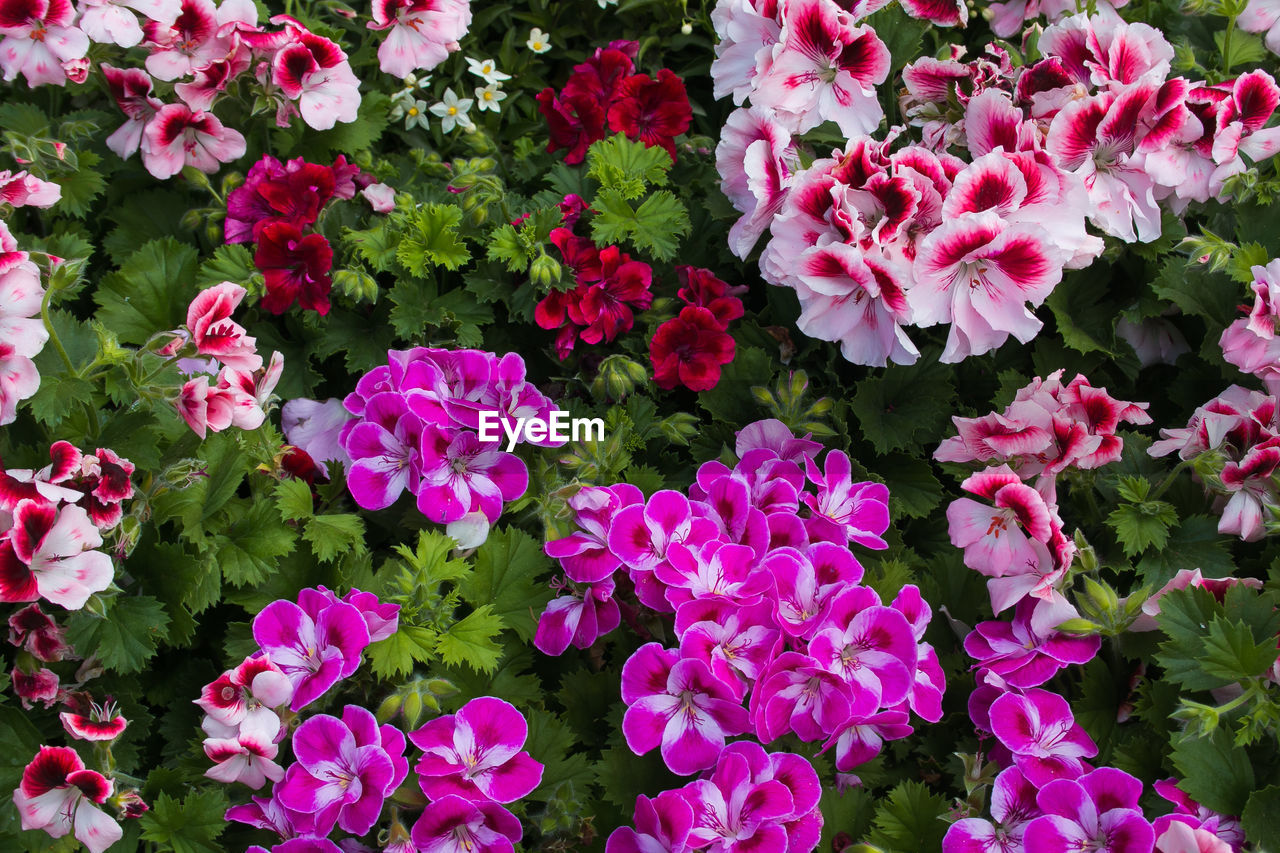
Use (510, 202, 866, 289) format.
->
(40, 285, 75, 373)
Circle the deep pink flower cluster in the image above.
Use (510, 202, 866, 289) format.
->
(317, 348, 559, 546)
(938, 371, 1149, 621)
(1150, 385, 1280, 541)
(649, 266, 745, 392)
(536, 227, 654, 360)
(0, 439, 134, 612)
(226, 155, 370, 315)
(8, 602, 74, 711)
(539, 419, 944, 813)
(537, 40, 692, 164)
(368, 0, 470, 79)
(171, 282, 285, 437)
(712, 5, 1280, 365)
(0, 217, 55, 425)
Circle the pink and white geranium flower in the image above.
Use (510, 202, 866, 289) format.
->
(140, 102, 247, 179)
(78, 0, 180, 48)
(0, 0, 89, 87)
(271, 29, 361, 130)
(0, 500, 113, 609)
(410, 696, 543, 804)
(12, 746, 122, 853)
(368, 0, 471, 79)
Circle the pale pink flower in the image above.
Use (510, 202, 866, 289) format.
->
(12, 746, 122, 853)
(361, 182, 396, 213)
(78, 0, 181, 48)
(140, 103, 247, 179)
(0, 0, 88, 87)
(272, 30, 361, 130)
(0, 170, 61, 208)
(368, 0, 471, 79)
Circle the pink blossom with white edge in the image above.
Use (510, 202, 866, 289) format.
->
(0, 0, 89, 87)
(140, 102, 247, 179)
(12, 745, 122, 853)
(0, 500, 113, 610)
(361, 182, 396, 213)
(272, 29, 361, 131)
(0, 170, 61, 208)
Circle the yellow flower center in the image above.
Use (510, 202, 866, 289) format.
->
(448, 106, 458, 115)
(408, 107, 419, 116)
(483, 92, 493, 100)
(533, 41, 543, 50)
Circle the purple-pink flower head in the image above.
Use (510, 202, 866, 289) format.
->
(543, 483, 643, 584)
(682, 746, 797, 853)
(410, 697, 544, 804)
(943, 765, 1042, 853)
(275, 705, 407, 836)
(251, 597, 371, 711)
(1024, 767, 1154, 853)
(620, 642, 751, 775)
(534, 578, 621, 656)
(989, 688, 1098, 786)
(965, 598, 1101, 688)
(410, 794, 523, 853)
(801, 450, 891, 549)
(606, 790, 695, 853)
(807, 587, 920, 708)
(415, 426, 529, 524)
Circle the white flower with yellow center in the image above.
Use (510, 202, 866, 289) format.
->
(474, 83, 506, 113)
(429, 89, 474, 133)
(390, 97, 431, 131)
(390, 72, 430, 104)
(526, 28, 551, 54)
(465, 57, 511, 86)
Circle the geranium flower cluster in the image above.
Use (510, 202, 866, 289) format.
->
(1220, 259, 1280, 396)
(539, 421, 945, 807)
(536, 225, 654, 360)
(12, 745, 124, 853)
(649, 265, 746, 392)
(285, 348, 559, 547)
(0, 439, 134, 611)
(537, 39, 692, 164)
(1, 185, 60, 424)
(204, 586, 403, 842)
(935, 373, 1238, 852)
(368, 0, 470, 79)
(712, 4, 1280, 366)
(1150, 385, 1280, 542)
(169, 282, 285, 438)
(225, 154, 371, 315)
(937, 371, 1150, 618)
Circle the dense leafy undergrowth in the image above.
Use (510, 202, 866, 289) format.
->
(4, 0, 1280, 850)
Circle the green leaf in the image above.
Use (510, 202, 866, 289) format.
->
(53, 150, 106, 217)
(344, 220, 398, 273)
(387, 276, 441, 339)
(1201, 617, 1279, 683)
(435, 605, 504, 673)
(1156, 586, 1228, 691)
(1136, 515, 1234, 585)
(66, 595, 171, 674)
(526, 709, 595, 800)
(1170, 728, 1255, 816)
(587, 134, 671, 199)
(215, 501, 298, 586)
(26, 373, 92, 429)
(303, 513, 367, 563)
(95, 237, 199, 345)
(459, 526, 553, 642)
(850, 358, 957, 455)
(878, 454, 942, 519)
(274, 478, 314, 522)
(196, 243, 257, 288)
(590, 188, 691, 261)
(1242, 785, 1280, 850)
(152, 432, 250, 543)
(867, 780, 949, 852)
(396, 203, 470, 272)
(1150, 256, 1239, 327)
(368, 624, 439, 680)
(1106, 499, 1178, 557)
(139, 789, 229, 853)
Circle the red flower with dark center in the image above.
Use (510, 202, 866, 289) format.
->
(537, 88, 607, 165)
(567, 246, 653, 344)
(563, 43, 637, 106)
(8, 603, 70, 662)
(60, 693, 129, 742)
(649, 306, 737, 392)
(676, 266, 746, 329)
(253, 222, 334, 315)
(607, 69, 692, 161)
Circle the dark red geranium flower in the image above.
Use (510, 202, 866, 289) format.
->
(549, 227, 604, 282)
(279, 446, 327, 486)
(563, 42, 638, 106)
(650, 306, 736, 392)
(568, 246, 653, 344)
(676, 265, 747, 329)
(254, 221, 334, 315)
(607, 69, 693, 161)
(537, 88, 608, 165)
(8, 603, 71, 662)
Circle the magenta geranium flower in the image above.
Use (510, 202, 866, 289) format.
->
(944, 765, 1042, 853)
(802, 450, 890, 548)
(534, 578, 620, 656)
(655, 540, 772, 610)
(1024, 768, 1154, 853)
(12, 746, 122, 853)
(966, 598, 1102, 688)
(989, 688, 1098, 786)
(677, 600, 780, 700)
(543, 484, 642, 584)
(607, 790, 694, 853)
(415, 426, 528, 524)
(410, 794, 522, 853)
(276, 705, 406, 835)
(751, 650, 867, 744)
(808, 588, 919, 708)
(621, 642, 751, 775)
(682, 746, 796, 853)
(251, 597, 370, 711)
(410, 696, 544, 803)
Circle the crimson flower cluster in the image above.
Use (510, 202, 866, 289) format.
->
(226, 155, 371, 315)
(536, 226, 654, 360)
(649, 265, 745, 392)
(538, 419, 946, 850)
(537, 40, 693, 164)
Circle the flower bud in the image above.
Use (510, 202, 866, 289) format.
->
(402, 691, 423, 728)
(529, 252, 562, 288)
(591, 355, 648, 400)
(659, 412, 699, 445)
(376, 693, 403, 723)
(681, 21, 693, 34)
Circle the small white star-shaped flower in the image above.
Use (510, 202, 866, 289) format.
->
(526, 28, 552, 54)
(465, 57, 511, 85)
(474, 84, 507, 113)
(429, 89, 474, 132)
